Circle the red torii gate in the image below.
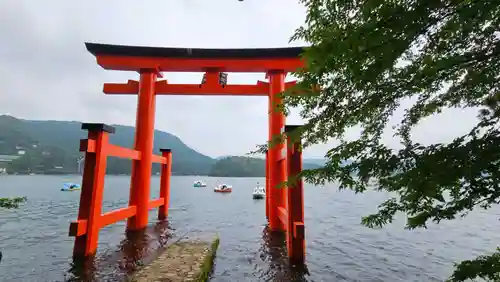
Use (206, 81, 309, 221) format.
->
(69, 42, 306, 264)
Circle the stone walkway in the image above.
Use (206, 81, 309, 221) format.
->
(128, 237, 219, 282)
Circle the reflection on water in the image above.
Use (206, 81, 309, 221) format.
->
(64, 224, 310, 282)
(258, 226, 309, 282)
(2, 175, 500, 281)
(67, 257, 97, 282)
(65, 220, 172, 282)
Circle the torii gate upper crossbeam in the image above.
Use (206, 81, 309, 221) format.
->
(85, 42, 306, 73)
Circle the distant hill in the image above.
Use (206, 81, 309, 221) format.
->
(215, 156, 327, 165)
(0, 115, 215, 175)
(215, 155, 234, 160)
(209, 156, 323, 177)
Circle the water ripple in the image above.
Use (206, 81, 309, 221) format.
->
(1, 175, 500, 281)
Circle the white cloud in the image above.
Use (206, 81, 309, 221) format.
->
(0, 0, 478, 159)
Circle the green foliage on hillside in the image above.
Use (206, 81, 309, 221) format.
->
(290, 0, 500, 281)
(0, 115, 215, 175)
(0, 197, 27, 209)
(0, 115, 325, 178)
(209, 156, 322, 177)
(209, 156, 265, 177)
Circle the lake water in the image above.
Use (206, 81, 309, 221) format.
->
(0, 175, 498, 281)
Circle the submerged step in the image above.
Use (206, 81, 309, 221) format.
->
(128, 236, 220, 282)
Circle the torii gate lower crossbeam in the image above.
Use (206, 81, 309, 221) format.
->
(68, 42, 307, 264)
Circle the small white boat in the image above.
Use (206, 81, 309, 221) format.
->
(252, 184, 265, 199)
(214, 184, 232, 193)
(193, 180, 207, 187)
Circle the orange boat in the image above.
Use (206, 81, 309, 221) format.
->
(214, 184, 232, 193)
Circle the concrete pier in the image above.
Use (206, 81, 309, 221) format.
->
(129, 236, 219, 282)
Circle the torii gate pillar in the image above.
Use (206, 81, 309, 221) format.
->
(127, 70, 158, 230)
(268, 71, 287, 231)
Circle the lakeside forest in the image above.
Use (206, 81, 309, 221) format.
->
(0, 115, 323, 177)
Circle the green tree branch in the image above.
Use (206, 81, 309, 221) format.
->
(290, 0, 500, 280)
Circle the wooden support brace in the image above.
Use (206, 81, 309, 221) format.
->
(151, 154, 167, 164)
(99, 206, 137, 228)
(106, 144, 141, 160)
(103, 80, 139, 94)
(69, 198, 165, 238)
(80, 140, 141, 160)
(101, 79, 302, 96)
(156, 83, 269, 95)
(148, 198, 164, 209)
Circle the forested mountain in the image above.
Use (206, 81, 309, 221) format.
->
(0, 115, 215, 175)
(209, 156, 323, 177)
(0, 115, 331, 177)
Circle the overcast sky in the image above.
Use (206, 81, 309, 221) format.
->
(0, 0, 480, 159)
